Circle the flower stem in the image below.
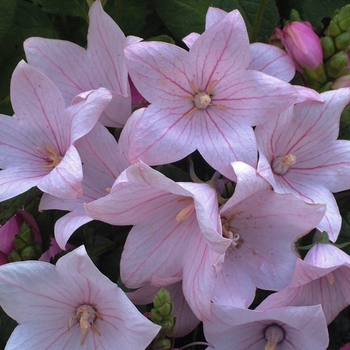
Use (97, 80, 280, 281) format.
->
(250, 0, 268, 42)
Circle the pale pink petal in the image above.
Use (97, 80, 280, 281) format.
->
(305, 242, 350, 267)
(182, 32, 200, 49)
(212, 261, 256, 308)
(69, 88, 112, 142)
(204, 304, 328, 350)
(274, 174, 340, 241)
(190, 10, 250, 84)
(257, 259, 350, 324)
(182, 233, 224, 322)
(125, 105, 198, 166)
(213, 69, 298, 125)
(38, 144, 83, 198)
(197, 118, 257, 179)
(205, 7, 227, 29)
(0, 167, 44, 202)
(294, 85, 324, 103)
(249, 42, 295, 81)
(125, 42, 192, 105)
(24, 38, 91, 105)
(10, 61, 69, 152)
(120, 214, 197, 288)
(87, 1, 129, 97)
(54, 211, 92, 250)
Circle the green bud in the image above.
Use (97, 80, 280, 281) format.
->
(150, 309, 163, 324)
(303, 64, 326, 83)
(157, 303, 173, 319)
(326, 20, 341, 38)
(321, 37, 335, 60)
(20, 244, 42, 261)
(152, 337, 172, 350)
(153, 288, 171, 308)
(337, 5, 350, 31)
(325, 51, 348, 78)
(13, 235, 28, 251)
(319, 81, 333, 93)
(335, 32, 350, 51)
(18, 223, 35, 244)
(159, 318, 176, 335)
(7, 250, 23, 262)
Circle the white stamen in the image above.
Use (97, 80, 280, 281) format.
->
(68, 304, 102, 344)
(264, 324, 284, 350)
(271, 154, 296, 175)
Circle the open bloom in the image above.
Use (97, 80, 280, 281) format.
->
(24, 1, 131, 127)
(0, 245, 160, 349)
(256, 88, 350, 241)
(124, 9, 298, 179)
(212, 162, 325, 308)
(85, 161, 230, 321)
(0, 61, 112, 201)
(203, 304, 329, 350)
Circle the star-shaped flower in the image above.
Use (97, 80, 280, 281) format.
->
(0, 61, 112, 201)
(0, 245, 160, 349)
(124, 9, 298, 179)
(256, 88, 350, 241)
(212, 162, 325, 308)
(85, 161, 230, 321)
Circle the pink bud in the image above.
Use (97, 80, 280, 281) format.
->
(341, 343, 350, 350)
(281, 21, 323, 71)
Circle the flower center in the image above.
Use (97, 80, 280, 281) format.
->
(193, 92, 212, 109)
(271, 154, 296, 175)
(221, 215, 242, 249)
(37, 144, 62, 168)
(68, 304, 102, 345)
(264, 324, 285, 350)
(184, 80, 227, 116)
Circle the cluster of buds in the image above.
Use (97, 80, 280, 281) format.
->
(7, 222, 42, 262)
(277, 5, 350, 92)
(150, 288, 176, 350)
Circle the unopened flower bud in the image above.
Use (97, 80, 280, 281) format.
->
(326, 20, 341, 38)
(159, 319, 176, 335)
(16, 222, 35, 244)
(7, 250, 22, 262)
(335, 32, 350, 51)
(153, 288, 172, 308)
(325, 51, 348, 78)
(281, 21, 323, 71)
(321, 37, 335, 60)
(152, 337, 172, 350)
(21, 243, 43, 260)
(336, 5, 350, 32)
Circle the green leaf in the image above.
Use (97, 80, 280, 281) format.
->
(0, 188, 41, 226)
(0, 0, 59, 113)
(32, 0, 89, 21)
(151, 0, 278, 43)
(0, 0, 17, 45)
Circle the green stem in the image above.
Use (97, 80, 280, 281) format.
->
(250, 0, 268, 43)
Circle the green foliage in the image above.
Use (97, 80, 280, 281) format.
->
(32, 0, 90, 20)
(152, 0, 278, 42)
(278, 0, 350, 27)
